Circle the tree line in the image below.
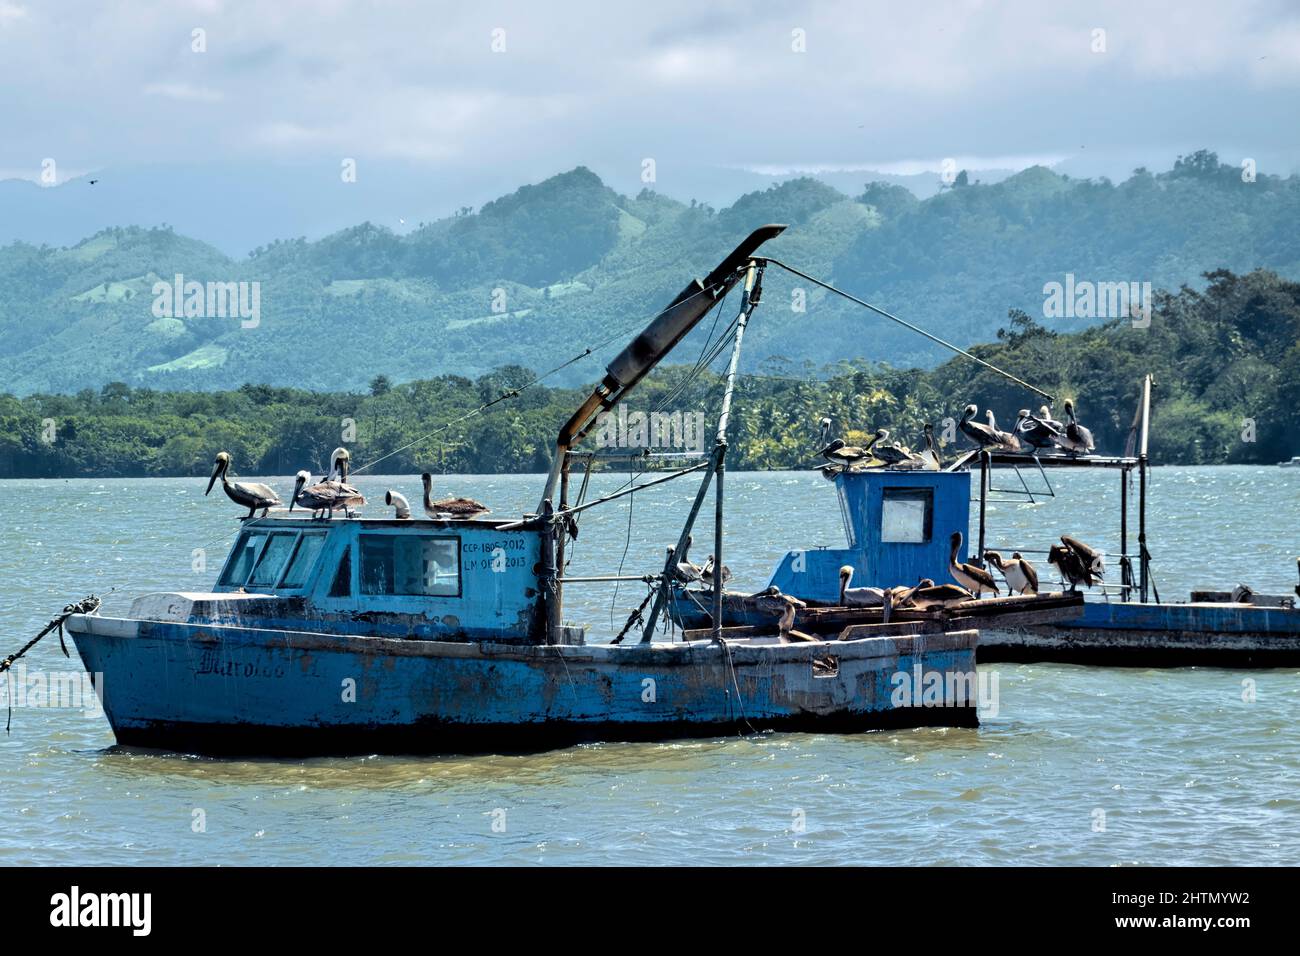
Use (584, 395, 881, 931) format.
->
(1, 268, 1295, 479)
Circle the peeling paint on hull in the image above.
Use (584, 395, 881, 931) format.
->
(66, 614, 979, 756)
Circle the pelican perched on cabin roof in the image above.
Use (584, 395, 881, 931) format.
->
(292, 447, 366, 518)
(421, 473, 490, 519)
(916, 423, 942, 471)
(818, 435, 878, 469)
(206, 452, 280, 519)
(870, 428, 923, 467)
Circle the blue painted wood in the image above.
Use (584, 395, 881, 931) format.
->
(67, 614, 979, 753)
(211, 516, 544, 642)
(768, 470, 971, 601)
(61, 506, 985, 754)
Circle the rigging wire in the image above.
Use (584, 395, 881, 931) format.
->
(758, 257, 1056, 402)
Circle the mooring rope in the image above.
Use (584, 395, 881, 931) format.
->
(2, 593, 104, 734)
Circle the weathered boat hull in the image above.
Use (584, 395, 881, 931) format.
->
(66, 614, 979, 756)
(979, 600, 1300, 667)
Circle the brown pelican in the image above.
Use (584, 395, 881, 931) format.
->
(916, 423, 942, 470)
(986, 409, 1023, 451)
(385, 490, 411, 519)
(838, 565, 885, 607)
(818, 417, 832, 445)
(984, 550, 1039, 595)
(700, 555, 731, 589)
(948, 531, 999, 597)
(871, 429, 922, 467)
(765, 592, 815, 642)
(910, 578, 975, 608)
(959, 404, 1020, 453)
(1015, 409, 1062, 450)
(1056, 400, 1095, 454)
(819, 436, 878, 469)
(421, 473, 490, 519)
(1039, 405, 1065, 433)
(883, 577, 930, 610)
(293, 450, 366, 517)
(671, 535, 703, 583)
(206, 452, 281, 519)
(1060, 535, 1105, 580)
(1048, 543, 1092, 590)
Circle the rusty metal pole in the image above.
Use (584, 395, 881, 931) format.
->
(977, 451, 989, 564)
(1120, 465, 1129, 601)
(554, 453, 572, 629)
(540, 499, 560, 644)
(1138, 375, 1152, 603)
(710, 263, 760, 642)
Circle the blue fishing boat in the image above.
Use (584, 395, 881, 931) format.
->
(662, 364, 1300, 667)
(59, 226, 996, 756)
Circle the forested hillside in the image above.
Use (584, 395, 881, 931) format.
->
(1, 152, 1296, 396)
(3, 267, 1295, 477)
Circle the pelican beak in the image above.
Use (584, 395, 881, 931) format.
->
(205, 462, 220, 496)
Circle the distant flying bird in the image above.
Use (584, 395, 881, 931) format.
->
(88, 179, 99, 185)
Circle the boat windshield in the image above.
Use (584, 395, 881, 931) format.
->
(220, 529, 328, 591)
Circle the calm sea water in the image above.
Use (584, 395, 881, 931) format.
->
(1, 466, 1297, 866)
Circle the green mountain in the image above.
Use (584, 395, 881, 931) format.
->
(2, 267, 1296, 477)
(2, 152, 1296, 396)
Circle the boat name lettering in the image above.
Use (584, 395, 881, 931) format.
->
(196, 650, 287, 680)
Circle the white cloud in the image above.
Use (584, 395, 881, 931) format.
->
(143, 82, 224, 103)
(0, 2, 26, 26)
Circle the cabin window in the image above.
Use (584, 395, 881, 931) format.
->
(219, 530, 268, 586)
(248, 532, 298, 588)
(880, 487, 933, 544)
(329, 545, 352, 597)
(279, 533, 327, 589)
(359, 534, 461, 597)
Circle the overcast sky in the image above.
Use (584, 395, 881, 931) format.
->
(2, 0, 1298, 197)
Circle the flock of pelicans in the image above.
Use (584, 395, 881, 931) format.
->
(203, 398, 1103, 618)
(817, 400, 1096, 474)
(204, 447, 489, 521)
(735, 531, 1108, 642)
(828, 529, 1106, 607)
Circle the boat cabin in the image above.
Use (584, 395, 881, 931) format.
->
(207, 512, 550, 643)
(767, 469, 972, 603)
